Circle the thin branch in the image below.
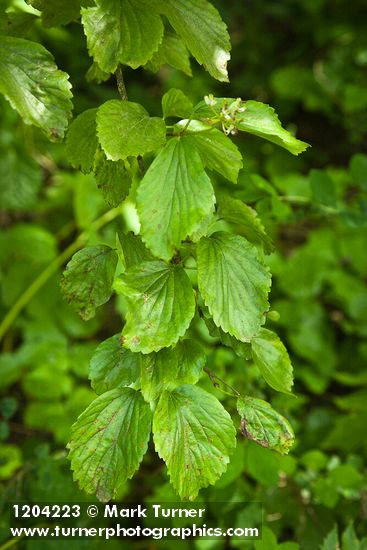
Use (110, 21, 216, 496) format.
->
(115, 65, 128, 101)
(137, 155, 145, 176)
(204, 367, 242, 398)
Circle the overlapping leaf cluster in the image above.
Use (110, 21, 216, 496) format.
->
(0, 0, 309, 502)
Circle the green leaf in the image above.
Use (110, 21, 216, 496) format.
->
(203, 314, 252, 359)
(145, 32, 192, 76)
(197, 232, 271, 342)
(177, 120, 242, 183)
(153, 384, 236, 499)
(194, 98, 309, 155)
(0, 444, 22, 480)
(350, 153, 367, 190)
(226, 100, 310, 155)
(342, 523, 360, 550)
(140, 340, 205, 401)
(137, 137, 215, 260)
(115, 261, 196, 353)
(93, 149, 131, 207)
(0, 11, 37, 37)
(0, 37, 72, 140)
(89, 335, 141, 394)
(217, 196, 274, 253)
(310, 169, 337, 208)
(162, 89, 193, 119)
(81, 0, 163, 73)
(237, 396, 294, 454)
(320, 526, 339, 550)
(116, 232, 153, 269)
(61, 245, 118, 320)
(0, 150, 42, 211)
(68, 388, 152, 501)
(85, 61, 111, 84)
(251, 329, 294, 394)
(153, 0, 231, 82)
(66, 109, 98, 174)
(97, 100, 166, 161)
(30, 0, 82, 27)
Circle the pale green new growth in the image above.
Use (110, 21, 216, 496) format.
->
(61, 245, 118, 320)
(97, 100, 166, 161)
(197, 232, 271, 342)
(0, 36, 72, 140)
(89, 335, 141, 394)
(153, 385, 236, 500)
(115, 261, 196, 353)
(251, 328, 294, 393)
(137, 137, 216, 260)
(68, 388, 152, 501)
(82, 0, 164, 72)
(237, 396, 295, 454)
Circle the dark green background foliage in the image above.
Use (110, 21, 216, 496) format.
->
(0, 0, 367, 548)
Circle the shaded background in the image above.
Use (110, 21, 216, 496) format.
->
(1, 0, 367, 547)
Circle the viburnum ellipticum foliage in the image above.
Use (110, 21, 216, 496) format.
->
(0, 0, 309, 501)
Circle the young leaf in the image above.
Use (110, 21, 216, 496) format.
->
(140, 340, 205, 401)
(89, 335, 141, 394)
(251, 328, 294, 394)
(93, 149, 132, 207)
(68, 388, 152, 501)
(97, 100, 166, 161)
(237, 396, 295, 454)
(197, 232, 271, 342)
(0, 37, 72, 140)
(116, 232, 153, 269)
(115, 261, 196, 353)
(177, 120, 242, 183)
(61, 245, 118, 320)
(162, 89, 193, 119)
(194, 98, 309, 155)
(66, 109, 98, 174)
(153, 384, 236, 500)
(145, 32, 192, 76)
(217, 196, 274, 253)
(137, 137, 216, 260)
(153, 0, 231, 82)
(81, 0, 164, 73)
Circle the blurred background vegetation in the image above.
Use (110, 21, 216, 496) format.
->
(0, 0, 367, 548)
